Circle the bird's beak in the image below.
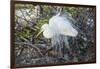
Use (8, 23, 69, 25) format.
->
(35, 29, 43, 38)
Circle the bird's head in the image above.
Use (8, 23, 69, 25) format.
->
(35, 24, 49, 38)
(41, 24, 49, 31)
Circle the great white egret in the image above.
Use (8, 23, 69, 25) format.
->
(36, 12, 78, 58)
(36, 12, 78, 38)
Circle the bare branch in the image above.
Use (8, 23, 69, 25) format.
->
(15, 42, 44, 57)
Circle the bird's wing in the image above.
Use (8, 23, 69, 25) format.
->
(49, 16, 78, 37)
(58, 18, 78, 37)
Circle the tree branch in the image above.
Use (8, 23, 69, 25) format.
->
(15, 42, 44, 57)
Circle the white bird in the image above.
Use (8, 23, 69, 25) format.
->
(36, 12, 78, 38)
(35, 12, 78, 58)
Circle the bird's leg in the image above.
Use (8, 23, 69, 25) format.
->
(62, 41, 65, 57)
(56, 35, 63, 58)
(58, 42, 62, 57)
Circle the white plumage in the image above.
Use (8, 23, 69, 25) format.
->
(41, 13, 78, 38)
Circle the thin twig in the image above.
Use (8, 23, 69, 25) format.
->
(20, 9, 29, 23)
(15, 42, 44, 57)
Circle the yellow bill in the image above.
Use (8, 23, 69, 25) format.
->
(35, 29, 43, 38)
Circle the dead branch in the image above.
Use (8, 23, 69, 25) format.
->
(15, 42, 44, 57)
